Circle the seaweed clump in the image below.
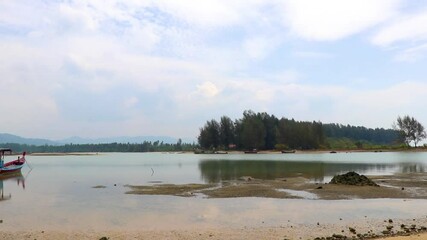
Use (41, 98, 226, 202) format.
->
(330, 172, 379, 186)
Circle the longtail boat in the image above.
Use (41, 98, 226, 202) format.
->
(0, 148, 26, 175)
(244, 149, 258, 154)
(281, 150, 296, 154)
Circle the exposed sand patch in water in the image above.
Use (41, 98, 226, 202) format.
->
(125, 172, 427, 200)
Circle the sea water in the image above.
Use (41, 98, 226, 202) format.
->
(1, 152, 427, 231)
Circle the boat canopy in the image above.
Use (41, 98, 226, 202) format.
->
(0, 148, 12, 154)
(0, 149, 11, 162)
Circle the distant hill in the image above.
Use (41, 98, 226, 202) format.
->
(0, 133, 194, 146)
(0, 133, 58, 146)
(58, 136, 188, 145)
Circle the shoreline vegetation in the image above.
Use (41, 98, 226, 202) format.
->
(23, 147, 427, 155)
(0, 146, 426, 156)
(2, 112, 426, 154)
(197, 110, 403, 152)
(197, 111, 427, 155)
(0, 147, 423, 157)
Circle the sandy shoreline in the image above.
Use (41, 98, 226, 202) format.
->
(28, 152, 100, 156)
(1, 221, 426, 240)
(21, 147, 427, 156)
(381, 235, 427, 239)
(232, 148, 427, 154)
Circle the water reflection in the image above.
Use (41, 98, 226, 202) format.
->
(0, 173, 25, 201)
(401, 164, 425, 173)
(199, 159, 427, 183)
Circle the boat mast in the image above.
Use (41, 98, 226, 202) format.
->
(0, 151, 3, 168)
(0, 148, 12, 168)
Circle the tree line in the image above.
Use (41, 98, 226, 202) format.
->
(0, 140, 196, 153)
(198, 110, 402, 150)
(323, 124, 399, 145)
(2, 113, 424, 153)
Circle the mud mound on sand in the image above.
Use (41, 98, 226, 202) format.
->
(330, 171, 379, 186)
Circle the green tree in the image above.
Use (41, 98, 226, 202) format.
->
(175, 138, 182, 151)
(198, 119, 220, 149)
(322, 123, 399, 145)
(259, 112, 278, 150)
(394, 115, 426, 147)
(219, 116, 235, 149)
(276, 118, 324, 150)
(240, 110, 266, 150)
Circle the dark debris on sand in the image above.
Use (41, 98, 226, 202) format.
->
(330, 172, 379, 187)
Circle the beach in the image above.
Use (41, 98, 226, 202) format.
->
(1, 224, 427, 240)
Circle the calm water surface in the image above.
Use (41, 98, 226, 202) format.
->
(1, 152, 427, 231)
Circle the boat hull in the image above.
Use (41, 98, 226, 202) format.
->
(244, 151, 258, 154)
(0, 156, 25, 175)
(0, 165, 24, 174)
(281, 150, 296, 154)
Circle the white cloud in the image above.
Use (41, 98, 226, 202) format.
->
(0, 1, 48, 30)
(58, 2, 99, 31)
(293, 51, 333, 59)
(195, 81, 220, 98)
(1, 0, 427, 139)
(212, 80, 427, 130)
(330, 81, 427, 127)
(281, 0, 400, 41)
(243, 36, 281, 60)
(153, 0, 241, 28)
(255, 88, 276, 102)
(371, 8, 427, 62)
(346, 81, 427, 109)
(123, 97, 139, 109)
(372, 9, 427, 46)
(0, 76, 59, 137)
(393, 43, 427, 62)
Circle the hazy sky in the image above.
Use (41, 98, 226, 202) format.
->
(1, 1, 427, 140)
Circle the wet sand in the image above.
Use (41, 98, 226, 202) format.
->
(126, 172, 427, 200)
(1, 220, 426, 240)
(24, 147, 427, 156)
(381, 235, 427, 239)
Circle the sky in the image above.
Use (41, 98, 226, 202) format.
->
(1, 0, 427, 140)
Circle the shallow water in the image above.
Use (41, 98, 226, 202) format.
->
(1, 152, 427, 230)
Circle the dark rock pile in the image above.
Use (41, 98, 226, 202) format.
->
(329, 171, 379, 186)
